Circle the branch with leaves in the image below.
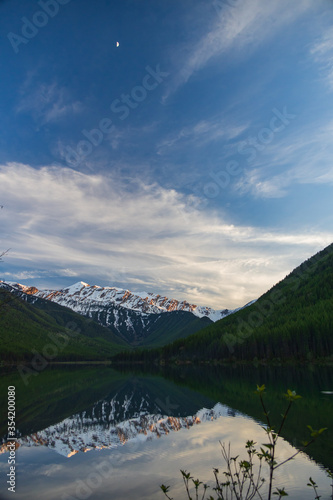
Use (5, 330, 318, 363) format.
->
(160, 385, 332, 500)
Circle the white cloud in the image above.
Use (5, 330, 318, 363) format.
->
(2, 270, 46, 280)
(38, 464, 64, 477)
(0, 163, 331, 308)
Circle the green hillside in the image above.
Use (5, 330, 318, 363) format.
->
(135, 311, 212, 347)
(115, 243, 333, 363)
(84, 306, 212, 347)
(0, 289, 129, 363)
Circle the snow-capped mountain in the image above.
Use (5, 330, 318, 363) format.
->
(4, 280, 246, 321)
(0, 389, 242, 458)
(1, 280, 255, 345)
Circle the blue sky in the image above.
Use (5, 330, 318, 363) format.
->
(0, 0, 333, 308)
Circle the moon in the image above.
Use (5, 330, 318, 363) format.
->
(116, 42, 120, 47)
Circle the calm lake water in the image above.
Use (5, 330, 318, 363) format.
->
(0, 364, 332, 500)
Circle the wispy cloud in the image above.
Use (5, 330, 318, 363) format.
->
(157, 117, 248, 155)
(310, 26, 333, 90)
(106, 122, 160, 151)
(164, 0, 313, 100)
(16, 81, 83, 125)
(1, 163, 331, 308)
(234, 116, 333, 198)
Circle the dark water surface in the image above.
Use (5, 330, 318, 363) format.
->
(0, 364, 332, 499)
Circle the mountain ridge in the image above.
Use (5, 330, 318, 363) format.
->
(5, 280, 247, 322)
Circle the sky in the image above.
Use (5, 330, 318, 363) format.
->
(0, 0, 333, 309)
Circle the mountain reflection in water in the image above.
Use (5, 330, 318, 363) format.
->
(2, 403, 241, 457)
(0, 365, 332, 500)
(1, 377, 241, 457)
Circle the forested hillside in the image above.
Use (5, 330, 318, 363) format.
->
(0, 289, 128, 363)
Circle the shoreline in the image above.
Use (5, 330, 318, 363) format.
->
(1, 357, 333, 369)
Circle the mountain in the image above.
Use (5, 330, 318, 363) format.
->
(2, 281, 253, 347)
(7, 281, 239, 321)
(0, 282, 213, 349)
(115, 243, 333, 362)
(0, 284, 128, 362)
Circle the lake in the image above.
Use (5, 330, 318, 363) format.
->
(0, 364, 332, 499)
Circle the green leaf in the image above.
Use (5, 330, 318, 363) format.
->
(325, 468, 333, 479)
(307, 426, 328, 438)
(285, 389, 302, 401)
(180, 469, 192, 480)
(256, 384, 266, 394)
(192, 478, 202, 489)
(273, 487, 289, 496)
